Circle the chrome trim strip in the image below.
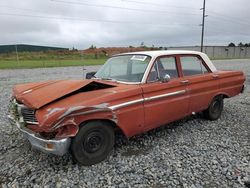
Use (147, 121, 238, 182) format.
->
(109, 90, 186, 110)
(115, 80, 141, 85)
(109, 98, 144, 110)
(144, 90, 186, 102)
(92, 78, 141, 85)
(26, 121, 39, 125)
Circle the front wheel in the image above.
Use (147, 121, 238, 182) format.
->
(71, 121, 114, 166)
(203, 95, 224, 120)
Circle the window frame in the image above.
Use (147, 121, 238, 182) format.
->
(177, 54, 212, 77)
(146, 55, 180, 83)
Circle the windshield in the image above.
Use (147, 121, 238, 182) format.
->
(95, 55, 151, 82)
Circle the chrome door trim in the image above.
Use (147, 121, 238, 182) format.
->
(109, 90, 186, 110)
(109, 98, 144, 110)
(144, 90, 186, 102)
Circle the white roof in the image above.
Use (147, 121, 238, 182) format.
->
(120, 50, 204, 58)
(119, 50, 217, 72)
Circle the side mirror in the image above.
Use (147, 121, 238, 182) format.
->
(161, 74, 171, 83)
(85, 72, 96, 79)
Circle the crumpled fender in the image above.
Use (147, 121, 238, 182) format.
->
(28, 103, 120, 138)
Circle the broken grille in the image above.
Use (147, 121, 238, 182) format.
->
(21, 107, 38, 125)
(10, 98, 39, 125)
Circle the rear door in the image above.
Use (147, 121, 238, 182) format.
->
(141, 55, 189, 131)
(178, 55, 219, 113)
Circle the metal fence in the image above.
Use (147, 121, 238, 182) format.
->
(167, 46, 250, 59)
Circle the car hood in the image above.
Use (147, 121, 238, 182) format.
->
(13, 79, 116, 109)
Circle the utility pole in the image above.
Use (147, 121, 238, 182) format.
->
(200, 0, 206, 52)
(81, 49, 86, 79)
(15, 44, 20, 66)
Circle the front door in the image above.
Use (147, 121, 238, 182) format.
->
(141, 56, 189, 131)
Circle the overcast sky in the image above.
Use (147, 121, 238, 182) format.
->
(0, 0, 249, 49)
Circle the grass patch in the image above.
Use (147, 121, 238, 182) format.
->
(0, 59, 107, 69)
(0, 51, 108, 69)
(1, 50, 249, 69)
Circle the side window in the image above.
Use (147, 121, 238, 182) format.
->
(180, 56, 209, 76)
(147, 56, 178, 82)
(159, 57, 178, 78)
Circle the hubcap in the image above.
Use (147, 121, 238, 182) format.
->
(83, 131, 104, 153)
(211, 100, 220, 114)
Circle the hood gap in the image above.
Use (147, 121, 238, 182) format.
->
(40, 81, 115, 108)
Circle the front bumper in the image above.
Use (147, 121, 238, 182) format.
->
(8, 115, 71, 156)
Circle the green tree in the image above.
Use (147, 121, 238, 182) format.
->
(89, 45, 96, 49)
(238, 42, 243, 47)
(228, 42, 235, 47)
(140, 42, 146, 48)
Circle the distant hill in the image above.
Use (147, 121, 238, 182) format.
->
(0, 44, 69, 53)
(83, 47, 159, 56)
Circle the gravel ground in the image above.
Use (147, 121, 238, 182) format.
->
(0, 60, 249, 188)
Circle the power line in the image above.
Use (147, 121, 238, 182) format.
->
(0, 12, 198, 27)
(0, 5, 50, 15)
(2, 4, 248, 27)
(51, 0, 250, 28)
(205, 21, 250, 36)
(205, 20, 250, 35)
(208, 14, 250, 27)
(0, 5, 201, 27)
(119, 0, 201, 11)
(207, 10, 249, 24)
(70, 0, 249, 25)
(50, 0, 201, 16)
(205, 24, 250, 36)
(0, 5, 199, 25)
(68, 0, 200, 11)
(119, 0, 249, 24)
(2, 4, 249, 29)
(2, 3, 249, 33)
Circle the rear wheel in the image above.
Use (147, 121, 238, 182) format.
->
(203, 95, 224, 120)
(71, 121, 114, 166)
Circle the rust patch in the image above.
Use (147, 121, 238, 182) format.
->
(51, 103, 116, 132)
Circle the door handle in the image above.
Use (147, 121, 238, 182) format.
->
(212, 74, 219, 79)
(180, 80, 189, 84)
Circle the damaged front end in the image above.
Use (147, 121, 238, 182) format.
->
(8, 98, 71, 156)
(8, 79, 124, 156)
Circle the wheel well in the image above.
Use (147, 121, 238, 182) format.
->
(212, 93, 229, 100)
(207, 94, 226, 108)
(79, 119, 126, 137)
(222, 94, 229, 99)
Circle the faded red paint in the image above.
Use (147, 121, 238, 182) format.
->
(12, 56, 245, 140)
(14, 80, 94, 109)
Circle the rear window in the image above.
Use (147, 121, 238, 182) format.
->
(180, 56, 208, 76)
